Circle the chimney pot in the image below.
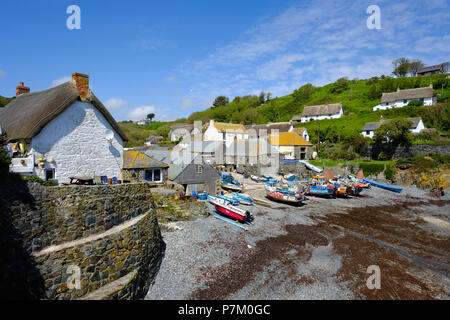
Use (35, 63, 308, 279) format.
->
(16, 82, 30, 97)
(72, 72, 90, 101)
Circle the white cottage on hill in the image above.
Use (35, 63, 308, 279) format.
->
(291, 103, 343, 123)
(373, 85, 434, 111)
(361, 117, 425, 139)
(0, 73, 128, 183)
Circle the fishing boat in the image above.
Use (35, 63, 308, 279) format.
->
(251, 175, 264, 182)
(266, 190, 305, 205)
(208, 195, 254, 222)
(307, 184, 335, 197)
(362, 179, 402, 193)
(231, 193, 254, 206)
(221, 173, 243, 192)
(216, 194, 239, 205)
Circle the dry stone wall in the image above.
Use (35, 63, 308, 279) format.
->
(0, 180, 163, 300)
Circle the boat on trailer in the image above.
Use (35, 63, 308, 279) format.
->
(216, 194, 239, 205)
(208, 195, 254, 222)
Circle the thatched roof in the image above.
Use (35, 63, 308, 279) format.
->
(301, 103, 342, 117)
(0, 81, 128, 143)
(380, 85, 433, 103)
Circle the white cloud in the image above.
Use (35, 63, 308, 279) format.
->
(0, 69, 5, 80)
(104, 98, 127, 110)
(52, 76, 71, 87)
(125, 105, 156, 121)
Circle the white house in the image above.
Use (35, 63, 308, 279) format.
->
(204, 120, 248, 147)
(168, 123, 202, 142)
(0, 73, 128, 183)
(373, 85, 434, 111)
(291, 127, 309, 141)
(292, 103, 343, 123)
(361, 117, 425, 139)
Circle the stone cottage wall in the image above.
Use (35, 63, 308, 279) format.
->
(0, 180, 162, 300)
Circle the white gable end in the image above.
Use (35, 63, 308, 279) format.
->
(29, 101, 124, 183)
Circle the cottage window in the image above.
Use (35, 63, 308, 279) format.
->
(196, 165, 203, 174)
(144, 168, 162, 182)
(403, 100, 407, 104)
(366, 131, 370, 135)
(45, 169, 55, 181)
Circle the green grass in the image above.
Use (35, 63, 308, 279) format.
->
(308, 159, 393, 168)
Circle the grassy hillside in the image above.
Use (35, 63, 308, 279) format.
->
(0, 95, 14, 108)
(187, 74, 449, 123)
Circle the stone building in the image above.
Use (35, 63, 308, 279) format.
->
(145, 150, 220, 194)
(0, 73, 128, 183)
(269, 132, 313, 160)
(122, 149, 169, 183)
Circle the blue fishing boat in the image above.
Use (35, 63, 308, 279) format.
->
(231, 193, 254, 206)
(221, 173, 243, 192)
(307, 185, 335, 197)
(362, 179, 402, 193)
(217, 194, 239, 205)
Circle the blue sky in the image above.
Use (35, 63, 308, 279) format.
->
(0, 0, 449, 122)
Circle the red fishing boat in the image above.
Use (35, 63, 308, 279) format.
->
(207, 195, 254, 222)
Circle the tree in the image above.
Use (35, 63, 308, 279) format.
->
(374, 119, 414, 146)
(146, 113, 155, 122)
(408, 59, 424, 76)
(293, 83, 315, 104)
(212, 96, 229, 108)
(352, 134, 369, 155)
(392, 58, 410, 77)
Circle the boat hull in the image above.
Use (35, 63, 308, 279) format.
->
(215, 205, 247, 221)
(363, 179, 402, 193)
(221, 182, 243, 192)
(266, 191, 303, 205)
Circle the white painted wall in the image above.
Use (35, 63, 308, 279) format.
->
(204, 120, 248, 147)
(300, 108, 343, 123)
(361, 119, 425, 138)
(373, 97, 433, 111)
(29, 101, 124, 183)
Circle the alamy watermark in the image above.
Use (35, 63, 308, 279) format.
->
(66, 265, 81, 290)
(66, 5, 81, 30)
(366, 5, 381, 30)
(366, 265, 381, 289)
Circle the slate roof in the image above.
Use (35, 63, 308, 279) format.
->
(417, 64, 444, 75)
(301, 103, 342, 117)
(245, 122, 292, 136)
(123, 150, 169, 169)
(362, 117, 423, 131)
(380, 86, 433, 103)
(0, 80, 128, 143)
(145, 150, 219, 184)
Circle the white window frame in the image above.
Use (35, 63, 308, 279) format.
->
(144, 168, 162, 182)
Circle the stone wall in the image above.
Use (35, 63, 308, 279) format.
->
(0, 180, 163, 300)
(368, 144, 450, 159)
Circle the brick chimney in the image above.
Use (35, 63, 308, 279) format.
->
(16, 82, 30, 96)
(72, 72, 90, 101)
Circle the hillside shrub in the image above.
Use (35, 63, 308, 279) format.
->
(360, 163, 385, 176)
(407, 100, 424, 107)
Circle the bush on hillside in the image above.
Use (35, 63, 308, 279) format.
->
(407, 100, 424, 107)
